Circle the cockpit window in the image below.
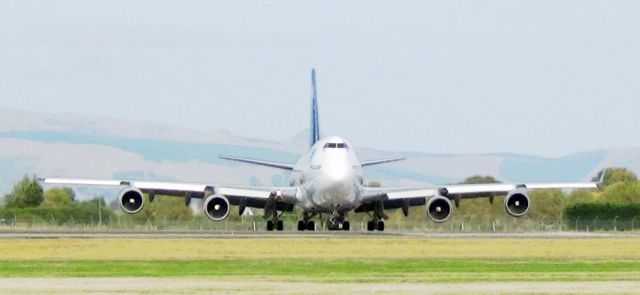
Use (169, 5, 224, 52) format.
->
(324, 142, 348, 149)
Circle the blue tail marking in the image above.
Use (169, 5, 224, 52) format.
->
(310, 68, 320, 148)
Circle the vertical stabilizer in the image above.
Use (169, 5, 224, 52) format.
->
(310, 68, 320, 147)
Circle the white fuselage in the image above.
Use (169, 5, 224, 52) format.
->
(291, 136, 364, 213)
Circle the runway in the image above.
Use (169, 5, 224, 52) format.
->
(1, 278, 639, 295)
(1, 230, 639, 239)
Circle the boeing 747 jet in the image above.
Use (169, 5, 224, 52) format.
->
(43, 69, 600, 231)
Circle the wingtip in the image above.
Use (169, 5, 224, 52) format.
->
(596, 170, 606, 189)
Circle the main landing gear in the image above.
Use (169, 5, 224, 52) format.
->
(264, 192, 286, 231)
(366, 201, 387, 232)
(326, 212, 350, 231)
(265, 206, 284, 231)
(297, 212, 316, 231)
(266, 220, 284, 231)
(366, 220, 385, 231)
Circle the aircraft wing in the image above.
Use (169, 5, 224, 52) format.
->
(40, 177, 299, 209)
(359, 180, 600, 211)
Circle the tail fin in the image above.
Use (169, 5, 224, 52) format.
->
(310, 68, 320, 147)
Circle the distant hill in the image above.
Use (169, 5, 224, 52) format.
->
(1, 107, 639, 200)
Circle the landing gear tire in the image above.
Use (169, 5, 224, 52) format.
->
(343, 221, 350, 231)
(306, 220, 315, 231)
(297, 220, 305, 231)
(266, 220, 274, 231)
(367, 221, 375, 231)
(377, 221, 385, 231)
(276, 220, 284, 231)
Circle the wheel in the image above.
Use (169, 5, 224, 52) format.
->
(297, 220, 306, 231)
(367, 221, 375, 231)
(377, 220, 385, 231)
(343, 221, 350, 231)
(306, 220, 315, 231)
(276, 220, 284, 231)
(266, 220, 274, 231)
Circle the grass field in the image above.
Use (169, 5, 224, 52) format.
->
(2, 237, 640, 260)
(0, 237, 639, 283)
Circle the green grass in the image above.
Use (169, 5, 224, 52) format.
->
(1, 259, 639, 282)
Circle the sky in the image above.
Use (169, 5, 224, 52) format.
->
(1, 1, 639, 157)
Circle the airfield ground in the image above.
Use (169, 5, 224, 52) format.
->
(0, 232, 639, 294)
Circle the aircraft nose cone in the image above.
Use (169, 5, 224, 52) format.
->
(326, 164, 354, 182)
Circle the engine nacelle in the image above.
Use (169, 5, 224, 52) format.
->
(426, 196, 452, 222)
(504, 190, 530, 217)
(119, 187, 144, 214)
(203, 194, 231, 221)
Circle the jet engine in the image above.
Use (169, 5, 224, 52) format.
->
(504, 190, 530, 217)
(203, 194, 231, 221)
(119, 187, 144, 214)
(426, 196, 452, 222)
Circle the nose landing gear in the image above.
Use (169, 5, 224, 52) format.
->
(326, 212, 350, 231)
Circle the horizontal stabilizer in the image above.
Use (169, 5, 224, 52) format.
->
(220, 156, 294, 170)
(361, 157, 405, 167)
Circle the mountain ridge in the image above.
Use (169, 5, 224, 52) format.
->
(0, 106, 638, 200)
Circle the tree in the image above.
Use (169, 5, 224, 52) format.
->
(460, 175, 501, 184)
(592, 168, 637, 188)
(602, 182, 640, 204)
(128, 195, 192, 223)
(366, 181, 381, 187)
(566, 189, 596, 205)
(148, 196, 192, 222)
(43, 187, 75, 207)
(528, 189, 565, 219)
(4, 176, 43, 208)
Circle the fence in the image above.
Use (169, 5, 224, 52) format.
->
(1, 214, 638, 233)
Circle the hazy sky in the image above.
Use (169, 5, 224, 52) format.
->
(1, 1, 639, 157)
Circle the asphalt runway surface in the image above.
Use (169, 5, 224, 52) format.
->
(1, 230, 640, 239)
(1, 278, 639, 295)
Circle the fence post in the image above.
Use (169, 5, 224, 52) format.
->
(613, 216, 618, 231)
(540, 217, 545, 231)
(575, 217, 580, 231)
(594, 216, 599, 232)
(633, 217, 636, 232)
(559, 217, 562, 232)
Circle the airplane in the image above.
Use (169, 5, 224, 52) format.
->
(42, 69, 601, 232)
